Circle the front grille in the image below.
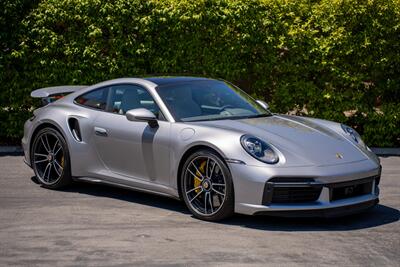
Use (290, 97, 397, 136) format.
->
(331, 181, 373, 201)
(262, 175, 379, 205)
(262, 178, 322, 205)
(271, 187, 322, 203)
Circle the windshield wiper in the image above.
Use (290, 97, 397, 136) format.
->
(187, 113, 272, 122)
(234, 113, 272, 120)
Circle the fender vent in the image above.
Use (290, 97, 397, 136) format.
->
(68, 118, 82, 142)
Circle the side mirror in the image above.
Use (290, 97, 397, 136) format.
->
(256, 100, 269, 110)
(126, 108, 158, 128)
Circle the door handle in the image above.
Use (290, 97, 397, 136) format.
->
(94, 127, 108, 137)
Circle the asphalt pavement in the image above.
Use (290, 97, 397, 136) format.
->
(0, 155, 399, 266)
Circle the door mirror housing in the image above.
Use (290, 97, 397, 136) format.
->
(126, 108, 158, 128)
(256, 100, 269, 110)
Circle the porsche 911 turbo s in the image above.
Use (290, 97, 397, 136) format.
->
(22, 77, 381, 221)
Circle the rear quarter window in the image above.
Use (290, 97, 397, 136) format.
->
(75, 87, 108, 110)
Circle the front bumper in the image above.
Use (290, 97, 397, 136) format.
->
(228, 159, 381, 216)
(254, 199, 379, 218)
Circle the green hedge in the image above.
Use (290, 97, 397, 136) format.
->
(1, 0, 399, 146)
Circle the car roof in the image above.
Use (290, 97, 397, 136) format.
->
(143, 76, 214, 86)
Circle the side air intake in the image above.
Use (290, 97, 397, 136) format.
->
(68, 118, 82, 142)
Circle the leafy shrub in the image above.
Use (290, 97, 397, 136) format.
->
(1, 0, 399, 146)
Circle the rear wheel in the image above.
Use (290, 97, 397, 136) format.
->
(31, 127, 72, 189)
(181, 149, 234, 221)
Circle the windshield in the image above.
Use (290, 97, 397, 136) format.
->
(156, 80, 271, 122)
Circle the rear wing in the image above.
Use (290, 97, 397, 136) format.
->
(31, 85, 86, 106)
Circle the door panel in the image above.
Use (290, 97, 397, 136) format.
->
(93, 113, 171, 185)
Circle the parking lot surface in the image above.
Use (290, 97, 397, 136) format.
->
(0, 155, 399, 266)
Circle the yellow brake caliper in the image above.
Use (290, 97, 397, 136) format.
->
(194, 161, 207, 193)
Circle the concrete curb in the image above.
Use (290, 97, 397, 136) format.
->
(0, 146, 399, 156)
(0, 146, 23, 156)
(371, 147, 400, 156)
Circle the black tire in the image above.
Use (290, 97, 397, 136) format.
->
(31, 127, 72, 189)
(181, 149, 234, 221)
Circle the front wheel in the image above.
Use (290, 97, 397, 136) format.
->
(31, 127, 72, 189)
(181, 149, 234, 221)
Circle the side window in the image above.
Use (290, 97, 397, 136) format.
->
(75, 87, 109, 110)
(109, 84, 164, 120)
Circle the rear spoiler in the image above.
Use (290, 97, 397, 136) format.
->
(31, 85, 86, 106)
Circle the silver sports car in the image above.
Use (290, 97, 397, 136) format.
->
(22, 77, 381, 221)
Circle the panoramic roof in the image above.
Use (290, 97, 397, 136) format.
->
(143, 76, 213, 86)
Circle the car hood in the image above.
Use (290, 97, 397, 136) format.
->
(194, 115, 368, 167)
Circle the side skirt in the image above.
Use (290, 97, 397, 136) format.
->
(74, 176, 181, 200)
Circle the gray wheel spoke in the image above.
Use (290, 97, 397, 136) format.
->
(34, 158, 48, 164)
(212, 188, 225, 196)
(189, 190, 203, 203)
(205, 158, 210, 178)
(212, 183, 225, 187)
(54, 145, 62, 156)
(204, 192, 207, 214)
(52, 139, 59, 153)
(54, 160, 63, 171)
(44, 134, 51, 151)
(53, 163, 61, 177)
(208, 192, 214, 213)
(34, 153, 48, 158)
(40, 136, 51, 153)
(190, 162, 205, 180)
(209, 161, 216, 179)
(187, 168, 202, 182)
(186, 186, 202, 195)
(43, 163, 51, 181)
(46, 164, 52, 181)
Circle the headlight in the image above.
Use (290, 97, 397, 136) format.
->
(341, 124, 369, 150)
(240, 135, 279, 164)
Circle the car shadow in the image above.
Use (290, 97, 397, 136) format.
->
(31, 176, 399, 231)
(31, 176, 189, 214)
(223, 205, 399, 231)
